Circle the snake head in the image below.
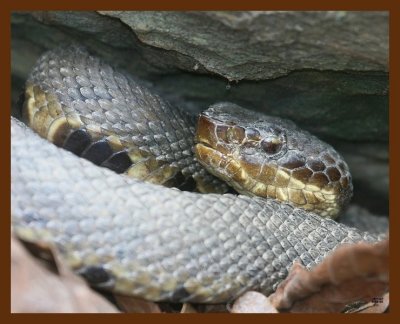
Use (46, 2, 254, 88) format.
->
(195, 102, 353, 218)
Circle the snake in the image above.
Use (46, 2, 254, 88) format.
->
(11, 45, 380, 304)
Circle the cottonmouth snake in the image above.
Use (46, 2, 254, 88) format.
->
(11, 46, 380, 303)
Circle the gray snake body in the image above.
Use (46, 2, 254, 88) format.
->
(11, 46, 379, 303)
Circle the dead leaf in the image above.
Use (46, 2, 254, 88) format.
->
(114, 294, 161, 313)
(269, 239, 389, 313)
(346, 293, 389, 313)
(11, 235, 119, 313)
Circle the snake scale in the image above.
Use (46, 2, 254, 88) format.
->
(11, 46, 379, 303)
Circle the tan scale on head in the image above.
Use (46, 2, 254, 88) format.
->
(195, 102, 353, 218)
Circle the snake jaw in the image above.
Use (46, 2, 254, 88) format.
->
(195, 103, 353, 218)
(195, 113, 248, 188)
(195, 143, 246, 189)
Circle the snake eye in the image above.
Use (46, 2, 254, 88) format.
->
(261, 136, 283, 155)
(226, 126, 246, 143)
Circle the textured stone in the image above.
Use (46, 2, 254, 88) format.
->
(11, 11, 388, 215)
(98, 11, 388, 80)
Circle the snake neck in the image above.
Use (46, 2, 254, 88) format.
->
(22, 45, 228, 194)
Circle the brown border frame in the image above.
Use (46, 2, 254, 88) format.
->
(2, 1, 397, 322)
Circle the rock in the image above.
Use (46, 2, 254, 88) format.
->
(11, 11, 388, 215)
(337, 142, 389, 215)
(98, 11, 388, 80)
(340, 205, 388, 235)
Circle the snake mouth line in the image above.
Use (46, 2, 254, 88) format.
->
(195, 142, 339, 217)
(195, 140, 346, 218)
(194, 142, 248, 189)
(195, 142, 236, 174)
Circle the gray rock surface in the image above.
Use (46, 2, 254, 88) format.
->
(98, 11, 388, 80)
(340, 204, 388, 235)
(11, 11, 388, 216)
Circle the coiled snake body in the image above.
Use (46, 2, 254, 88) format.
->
(11, 46, 379, 303)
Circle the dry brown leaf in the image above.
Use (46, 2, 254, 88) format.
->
(114, 294, 161, 313)
(269, 239, 389, 313)
(13, 232, 388, 313)
(231, 291, 278, 313)
(346, 293, 389, 313)
(11, 235, 119, 313)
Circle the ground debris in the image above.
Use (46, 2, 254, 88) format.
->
(345, 293, 389, 313)
(113, 294, 161, 313)
(269, 239, 389, 313)
(11, 234, 389, 313)
(11, 235, 119, 313)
